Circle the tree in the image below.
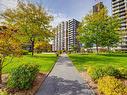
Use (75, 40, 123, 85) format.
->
(0, 1, 53, 56)
(71, 44, 80, 53)
(77, 23, 94, 52)
(34, 41, 51, 53)
(100, 16, 120, 52)
(0, 26, 22, 84)
(78, 8, 120, 54)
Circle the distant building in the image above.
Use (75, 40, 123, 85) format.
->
(93, 2, 104, 13)
(52, 19, 80, 52)
(112, 0, 127, 50)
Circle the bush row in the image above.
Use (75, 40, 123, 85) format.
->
(21, 50, 29, 55)
(98, 76, 127, 95)
(118, 67, 127, 79)
(87, 66, 127, 95)
(0, 89, 8, 95)
(7, 64, 39, 90)
(87, 66, 127, 80)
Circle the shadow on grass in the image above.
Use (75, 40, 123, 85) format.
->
(70, 55, 117, 65)
(68, 54, 126, 72)
(69, 53, 127, 72)
(99, 53, 127, 57)
(26, 54, 57, 60)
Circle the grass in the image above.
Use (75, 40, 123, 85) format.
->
(69, 53, 127, 72)
(2, 53, 57, 73)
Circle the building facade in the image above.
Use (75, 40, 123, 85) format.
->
(112, 0, 127, 50)
(52, 19, 80, 52)
(93, 2, 104, 13)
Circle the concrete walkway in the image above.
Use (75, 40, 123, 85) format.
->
(36, 54, 95, 95)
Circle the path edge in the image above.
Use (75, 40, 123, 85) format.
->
(68, 54, 96, 95)
(34, 56, 59, 95)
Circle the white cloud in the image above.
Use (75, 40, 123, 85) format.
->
(50, 12, 71, 27)
(0, 0, 18, 12)
(0, 0, 70, 27)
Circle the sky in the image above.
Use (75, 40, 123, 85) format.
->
(0, 0, 112, 26)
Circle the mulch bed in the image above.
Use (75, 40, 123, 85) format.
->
(80, 72, 99, 95)
(1, 73, 46, 95)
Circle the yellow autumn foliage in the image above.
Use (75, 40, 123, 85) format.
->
(34, 41, 51, 52)
(0, 29, 22, 56)
(98, 76, 127, 95)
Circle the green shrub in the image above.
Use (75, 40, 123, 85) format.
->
(7, 64, 39, 89)
(104, 66, 120, 77)
(98, 76, 127, 95)
(87, 66, 105, 80)
(0, 89, 8, 95)
(87, 66, 120, 80)
(118, 67, 127, 79)
(21, 50, 29, 55)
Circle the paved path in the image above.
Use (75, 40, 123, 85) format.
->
(36, 54, 95, 95)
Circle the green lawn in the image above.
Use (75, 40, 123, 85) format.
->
(3, 53, 57, 74)
(69, 53, 127, 72)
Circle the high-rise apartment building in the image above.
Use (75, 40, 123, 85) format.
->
(112, 0, 127, 50)
(93, 2, 104, 13)
(52, 19, 80, 52)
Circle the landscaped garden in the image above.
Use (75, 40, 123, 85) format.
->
(3, 53, 57, 74)
(69, 53, 127, 95)
(1, 0, 127, 95)
(1, 53, 57, 95)
(0, 0, 57, 94)
(69, 53, 127, 71)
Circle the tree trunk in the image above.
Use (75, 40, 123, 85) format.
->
(107, 46, 110, 53)
(31, 40, 35, 56)
(90, 47, 92, 53)
(0, 59, 2, 84)
(96, 44, 99, 54)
